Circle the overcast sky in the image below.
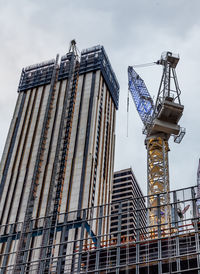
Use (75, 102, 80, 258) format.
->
(0, 0, 199, 195)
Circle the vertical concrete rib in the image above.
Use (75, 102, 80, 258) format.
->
(18, 85, 50, 223)
(13, 55, 59, 273)
(0, 87, 39, 270)
(56, 73, 86, 273)
(68, 71, 96, 272)
(35, 80, 65, 220)
(26, 81, 64, 269)
(77, 71, 96, 213)
(83, 71, 101, 210)
(0, 93, 22, 181)
(8, 87, 39, 224)
(0, 92, 26, 199)
(0, 90, 32, 225)
(38, 53, 77, 273)
(89, 76, 103, 211)
(99, 81, 107, 207)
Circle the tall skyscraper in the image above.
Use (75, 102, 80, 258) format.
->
(0, 42, 119, 273)
(110, 168, 147, 241)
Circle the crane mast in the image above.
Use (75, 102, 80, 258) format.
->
(128, 52, 185, 237)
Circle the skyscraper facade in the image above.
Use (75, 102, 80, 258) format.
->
(0, 43, 119, 273)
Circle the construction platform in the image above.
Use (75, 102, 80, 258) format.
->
(81, 231, 200, 273)
(0, 185, 200, 273)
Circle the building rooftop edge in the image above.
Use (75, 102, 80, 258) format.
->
(114, 167, 144, 196)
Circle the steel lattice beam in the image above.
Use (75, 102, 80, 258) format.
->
(146, 136, 171, 237)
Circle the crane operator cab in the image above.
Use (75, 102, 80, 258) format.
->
(156, 51, 179, 68)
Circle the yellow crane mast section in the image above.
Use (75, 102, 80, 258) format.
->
(147, 136, 170, 237)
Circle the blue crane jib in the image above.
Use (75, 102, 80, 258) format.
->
(128, 66, 154, 125)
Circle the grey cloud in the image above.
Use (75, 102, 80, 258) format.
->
(0, 0, 200, 195)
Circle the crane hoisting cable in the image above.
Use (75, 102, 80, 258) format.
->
(132, 62, 157, 68)
(127, 88, 129, 137)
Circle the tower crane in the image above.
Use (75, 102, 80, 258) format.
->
(128, 52, 185, 235)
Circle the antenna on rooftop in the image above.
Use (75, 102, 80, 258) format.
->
(69, 39, 79, 57)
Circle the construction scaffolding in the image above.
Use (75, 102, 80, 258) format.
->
(0, 185, 200, 273)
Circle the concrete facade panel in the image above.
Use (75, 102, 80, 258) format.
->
(0, 90, 32, 223)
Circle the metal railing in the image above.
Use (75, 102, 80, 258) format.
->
(0, 185, 200, 273)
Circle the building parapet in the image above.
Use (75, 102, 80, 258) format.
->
(79, 45, 119, 109)
(18, 59, 56, 92)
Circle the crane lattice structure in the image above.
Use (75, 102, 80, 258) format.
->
(128, 52, 185, 236)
